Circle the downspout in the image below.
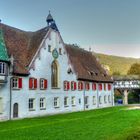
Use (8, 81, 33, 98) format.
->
(97, 82, 99, 108)
(83, 81, 86, 111)
(9, 77, 12, 120)
(111, 83, 114, 106)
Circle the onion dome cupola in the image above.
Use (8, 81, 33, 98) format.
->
(46, 11, 59, 31)
(0, 26, 9, 62)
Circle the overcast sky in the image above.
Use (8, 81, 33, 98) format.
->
(0, 0, 140, 58)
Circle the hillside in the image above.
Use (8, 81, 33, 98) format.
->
(95, 53, 140, 75)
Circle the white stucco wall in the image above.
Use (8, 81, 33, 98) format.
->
(0, 29, 114, 120)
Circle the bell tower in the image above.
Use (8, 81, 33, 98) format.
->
(46, 11, 59, 31)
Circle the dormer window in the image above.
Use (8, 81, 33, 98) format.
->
(67, 67, 73, 74)
(0, 62, 6, 74)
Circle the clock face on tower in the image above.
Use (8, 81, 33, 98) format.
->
(52, 48, 59, 59)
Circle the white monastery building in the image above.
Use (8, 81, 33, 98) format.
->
(0, 13, 114, 120)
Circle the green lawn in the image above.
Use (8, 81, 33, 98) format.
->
(1, 106, 140, 140)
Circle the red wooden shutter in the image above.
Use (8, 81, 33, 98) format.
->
(108, 84, 111, 91)
(39, 79, 42, 89)
(29, 78, 33, 89)
(67, 81, 70, 90)
(85, 83, 90, 90)
(74, 82, 77, 90)
(18, 78, 22, 88)
(44, 79, 47, 89)
(64, 81, 66, 90)
(92, 83, 96, 91)
(88, 83, 90, 90)
(99, 84, 102, 91)
(34, 79, 37, 89)
(81, 82, 83, 90)
(78, 82, 83, 90)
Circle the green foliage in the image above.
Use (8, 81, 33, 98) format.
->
(127, 63, 140, 75)
(1, 106, 140, 139)
(113, 71, 121, 75)
(95, 53, 140, 75)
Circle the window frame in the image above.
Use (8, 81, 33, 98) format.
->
(40, 78, 47, 90)
(0, 98, 3, 114)
(98, 83, 102, 91)
(71, 96, 76, 106)
(99, 96, 102, 104)
(78, 81, 83, 91)
(54, 97, 60, 108)
(29, 78, 37, 90)
(40, 98, 46, 110)
(104, 95, 107, 103)
(84, 96, 89, 105)
(48, 45, 51, 52)
(71, 81, 76, 91)
(0, 62, 6, 75)
(64, 97, 69, 107)
(63, 81, 70, 91)
(93, 96, 96, 105)
(29, 98, 35, 111)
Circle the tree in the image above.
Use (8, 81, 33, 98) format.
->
(127, 63, 140, 75)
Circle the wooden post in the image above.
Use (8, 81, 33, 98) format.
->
(123, 89, 129, 105)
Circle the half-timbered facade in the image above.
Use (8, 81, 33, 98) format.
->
(0, 13, 114, 120)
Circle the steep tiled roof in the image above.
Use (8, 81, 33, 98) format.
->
(0, 29, 9, 62)
(65, 45, 113, 82)
(1, 23, 49, 75)
(1, 23, 113, 82)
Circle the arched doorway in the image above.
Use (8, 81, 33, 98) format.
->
(13, 103, 18, 118)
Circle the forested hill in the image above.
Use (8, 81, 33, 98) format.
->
(95, 53, 140, 75)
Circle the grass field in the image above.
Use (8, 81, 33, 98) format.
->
(1, 106, 140, 140)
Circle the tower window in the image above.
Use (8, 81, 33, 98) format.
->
(48, 45, 51, 52)
(51, 60, 59, 88)
(0, 62, 5, 74)
(59, 48, 62, 55)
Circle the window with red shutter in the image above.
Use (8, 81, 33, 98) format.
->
(40, 79, 47, 90)
(98, 84, 102, 91)
(64, 81, 70, 91)
(29, 78, 37, 89)
(12, 77, 22, 89)
(104, 83, 106, 91)
(18, 78, 22, 89)
(92, 83, 96, 91)
(64, 81, 67, 91)
(74, 82, 77, 90)
(44, 79, 47, 89)
(108, 84, 111, 91)
(67, 81, 70, 90)
(71, 81, 76, 91)
(29, 78, 33, 89)
(78, 82, 83, 91)
(34, 79, 37, 89)
(85, 82, 90, 91)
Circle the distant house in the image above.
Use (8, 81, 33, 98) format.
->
(0, 13, 114, 120)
